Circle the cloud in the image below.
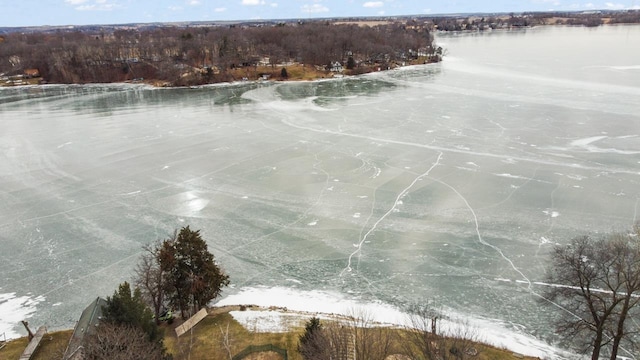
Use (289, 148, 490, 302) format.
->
(301, 3, 329, 13)
(532, 0, 560, 5)
(363, 1, 384, 8)
(75, 3, 119, 11)
(242, 0, 265, 5)
(214, 7, 227, 12)
(67, 0, 121, 11)
(169, 6, 183, 11)
(188, 0, 201, 5)
(270, 3, 278, 7)
(605, 2, 624, 9)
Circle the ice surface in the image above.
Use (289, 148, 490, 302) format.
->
(0, 25, 639, 359)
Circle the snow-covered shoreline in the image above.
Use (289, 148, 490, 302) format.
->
(215, 286, 577, 359)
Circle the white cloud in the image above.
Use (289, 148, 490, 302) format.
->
(605, 2, 624, 9)
(76, 3, 118, 11)
(242, 0, 265, 5)
(188, 0, 201, 5)
(214, 7, 227, 12)
(270, 3, 278, 7)
(68, 0, 121, 11)
(301, 3, 329, 13)
(584, 2, 595, 8)
(363, 1, 384, 8)
(169, 5, 183, 11)
(378, 10, 385, 15)
(423, 8, 431, 13)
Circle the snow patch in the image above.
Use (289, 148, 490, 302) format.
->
(230, 310, 309, 333)
(0, 293, 45, 339)
(543, 210, 560, 218)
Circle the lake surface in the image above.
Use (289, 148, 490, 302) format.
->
(1, 25, 639, 357)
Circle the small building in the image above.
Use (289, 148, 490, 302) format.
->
(63, 297, 107, 360)
(24, 69, 40, 78)
(258, 57, 270, 66)
(329, 61, 343, 72)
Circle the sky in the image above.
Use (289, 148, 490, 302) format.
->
(1, 0, 639, 27)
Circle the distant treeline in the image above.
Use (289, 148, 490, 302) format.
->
(431, 9, 640, 31)
(0, 21, 439, 86)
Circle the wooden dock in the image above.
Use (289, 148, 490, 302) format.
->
(175, 308, 208, 337)
(19, 326, 47, 360)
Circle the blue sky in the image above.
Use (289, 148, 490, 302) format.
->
(1, 0, 639, 27)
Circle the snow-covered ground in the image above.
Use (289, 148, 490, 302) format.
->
(216, 286, 577, 359)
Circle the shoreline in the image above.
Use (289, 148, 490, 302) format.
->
(0, 61, 442, 91)
(0, 60, 439, 89)
(213, 286, 574, 359)
(1, 287, 567, 359)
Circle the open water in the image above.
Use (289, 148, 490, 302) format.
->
(1, 25, 639, 358)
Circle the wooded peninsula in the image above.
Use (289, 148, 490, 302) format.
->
(1, 10, 638, 87)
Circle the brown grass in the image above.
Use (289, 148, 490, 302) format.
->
(0, 330, 71, 360)
(163, 308, 541, 360)
(225, 64, 339, 83)
(1, 312, 541, 360)
(164, 312, 304, 360)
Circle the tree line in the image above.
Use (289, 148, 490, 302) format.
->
(428, 10, 640, 31)
(0, 21, 439, 86)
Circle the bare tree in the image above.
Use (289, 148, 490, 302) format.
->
(346, 307, 394, 360)
(543, 227, 640, 360)
(403, 303, 479, 360)
(219, 323, 234, 360)
(83, 322, 168, 360)
(403, 303, 441, 360)
(298, 310, 394, 360)
(135, 235, 173, 323)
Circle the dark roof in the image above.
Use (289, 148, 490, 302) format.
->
(63, 297, 107, 360)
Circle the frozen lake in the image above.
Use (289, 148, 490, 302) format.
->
(1, 25, 639, 357)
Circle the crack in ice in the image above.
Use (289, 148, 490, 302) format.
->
(341, 152, 443, 276)
(430, 178, 533, 289)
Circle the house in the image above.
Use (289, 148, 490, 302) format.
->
(63, 297, 107, 360)
(24, 69, 40, 78)
(258, 57, 270, 66)
(329, 61, 343, 72)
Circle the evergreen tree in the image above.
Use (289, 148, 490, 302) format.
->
(103, 281, 159, 341)
(346, 56, 356, 70)
(298, 317, 325, 360)
(159, 226, 230, 318)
